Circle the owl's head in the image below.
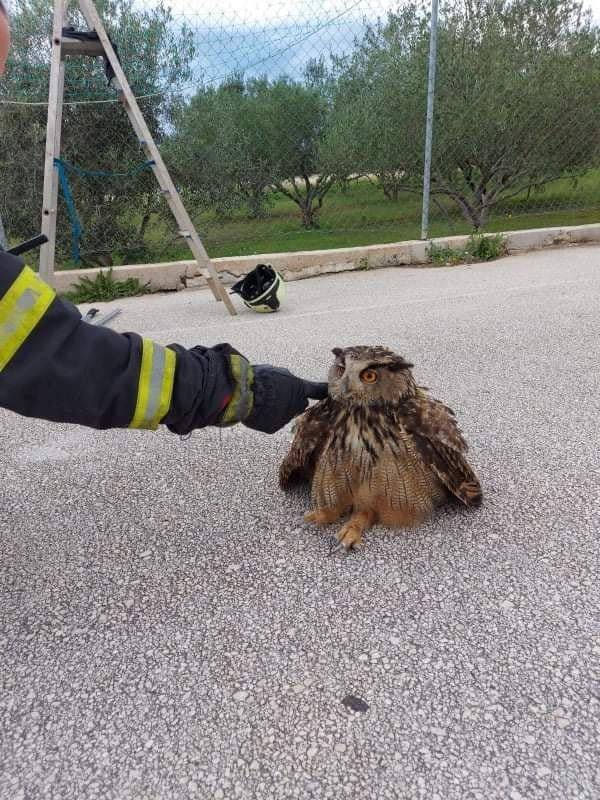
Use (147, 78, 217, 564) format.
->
(328, 345, 416, 406)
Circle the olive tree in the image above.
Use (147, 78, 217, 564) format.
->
(0, 0, 195, 264)
(331, 0, 600, 228)
(171, 75, 349, 228)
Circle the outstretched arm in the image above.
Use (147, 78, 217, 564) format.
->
(0, 251, 326, 434)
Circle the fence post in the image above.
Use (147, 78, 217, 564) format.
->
(420, 0, 439, 241)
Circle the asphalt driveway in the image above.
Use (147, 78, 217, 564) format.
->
(1, 245, 599, 799)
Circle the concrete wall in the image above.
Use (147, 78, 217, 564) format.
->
(51, 223, 600, 295)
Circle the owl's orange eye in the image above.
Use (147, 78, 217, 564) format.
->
(361, 369, 378, 384)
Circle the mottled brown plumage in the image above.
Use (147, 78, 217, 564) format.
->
(279, 345, 482, 551)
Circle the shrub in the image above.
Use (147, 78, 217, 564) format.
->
(63, 269, 150, 303)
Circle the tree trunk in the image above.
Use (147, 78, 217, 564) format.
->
(447, 191, 485, 230)
(471, 213, 483, 230)
(272, 177, 332, 229)
(246, 189, 267, 219)
(137, 209, 151, 241)
(301, 201, 319, 228)
(379, 172, 405, 201)
(478, 205, 490, 229)
(381, 180, 400, 201)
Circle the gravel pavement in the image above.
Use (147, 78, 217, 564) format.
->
(1, 246, 599, 799)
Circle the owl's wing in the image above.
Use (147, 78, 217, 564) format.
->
(279, 399, 333, 490)
(402, 391, 482, 507)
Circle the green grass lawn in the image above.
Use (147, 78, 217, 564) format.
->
(59, 170, 600, 267)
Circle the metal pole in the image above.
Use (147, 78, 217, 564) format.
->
(0, 213, 7, 250)
(420, 0, 439, 241)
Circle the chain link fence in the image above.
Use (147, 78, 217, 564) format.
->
(1, 0, 600, 269)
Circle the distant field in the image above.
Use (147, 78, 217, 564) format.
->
(59, 170, 600, 267)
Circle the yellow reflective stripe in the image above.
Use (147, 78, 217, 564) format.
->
(130, 338, 153, 428)
(220, 355, 254, 426)
(0, 266, 55, 372)
(129, 339, 176, 430)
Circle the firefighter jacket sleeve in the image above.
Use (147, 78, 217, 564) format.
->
(0, 250, 242, 431)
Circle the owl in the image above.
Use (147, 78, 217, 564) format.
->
(279, 346, 482, 552)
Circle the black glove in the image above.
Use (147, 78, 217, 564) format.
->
(243, 364, 328, 434)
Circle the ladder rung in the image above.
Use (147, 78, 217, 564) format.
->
(61, 37, 105, 58)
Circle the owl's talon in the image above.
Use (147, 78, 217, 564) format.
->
(305, 508, 342, 525)
(331, 511, 373, 553)
(328, 538, 349, 556)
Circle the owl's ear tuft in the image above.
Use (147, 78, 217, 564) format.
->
(332, 347, 344, 358)
(386, 356, 414, 372)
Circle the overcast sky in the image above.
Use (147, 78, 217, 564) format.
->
(151, 0, 600, 87)
(162, 0, 376, 25)
(159, 0, 600, 24)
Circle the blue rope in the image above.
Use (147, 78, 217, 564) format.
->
(55, 158, 155, 180)
(54, 159, 83, 263)
(53, 157, 155, 263)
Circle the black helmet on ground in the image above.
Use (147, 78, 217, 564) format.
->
(230, 264, 286, 313)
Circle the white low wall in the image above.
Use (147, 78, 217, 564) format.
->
(51, 223, 600, 295)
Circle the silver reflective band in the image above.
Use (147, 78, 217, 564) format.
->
(220, 354, 254, 426)
(144, 343, 166, 426)
(236, 356, 252, 422)
(129, 339, 176, 430)
(0, 267, 55, 372)
(0, 288, 39, 340)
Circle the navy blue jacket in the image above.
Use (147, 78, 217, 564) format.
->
(0, 250, 240, 434)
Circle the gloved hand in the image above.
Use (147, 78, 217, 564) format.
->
(165, 344, 328, 435)
(243, 364, 328, 434)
